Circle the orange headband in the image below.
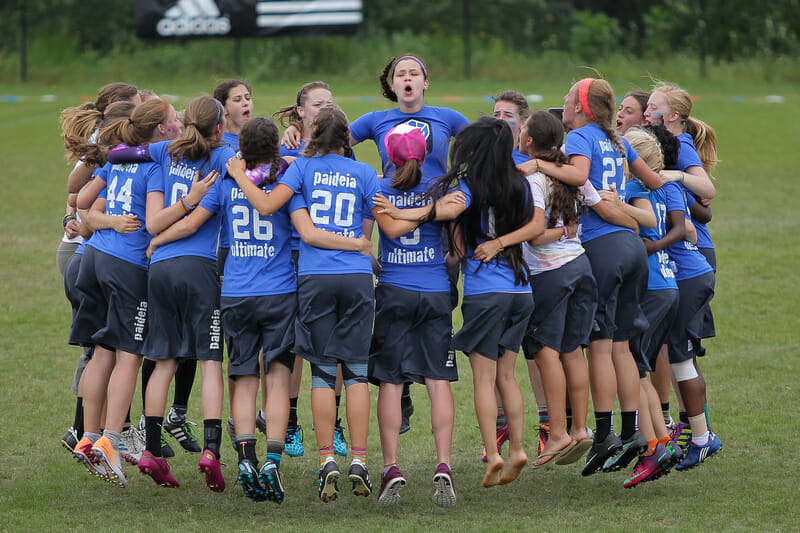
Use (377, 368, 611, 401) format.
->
(578, 78, 596, 121)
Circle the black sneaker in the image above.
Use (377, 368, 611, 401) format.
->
(602, 431, 648, 472)
(164, 419, 202, 453)
(317, 459, 340, 503)
(160, 430, 175, 458)
(61, 426, 78, 452)
(582, 432, 622, 476)
(259, 459, 285, 504)
(348, 460, 372, 497)
(238, 459, 266, 502)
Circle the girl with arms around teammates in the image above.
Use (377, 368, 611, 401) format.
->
(68, 98, 180, 486)
(367, 124, 458, 508)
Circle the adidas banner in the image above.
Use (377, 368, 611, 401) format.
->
(135, 0, 363, 39)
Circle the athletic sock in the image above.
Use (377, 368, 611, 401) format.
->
(565, 407, 573, 434)
(288, 397, 298, 428)
(145, 416, 164, 456)
(594, 411, 613, 441)
(688, 414, 709, 445)
(168, 404, 187, 424)
(496, 407, 506, 428)
(235, 435, 257, 463)
(645, 438, 658, 456)
(351, 446, 366, 465)
(174, 359, 197, 407)
(103, 429, 122, 449)
(84, 432, 101, 444)
(267, 439, 284, 468)
(620, 410, 639, 440)
(319, 445, 334, 466)
(661, 402, 672, 425)
(538, 406, 549, 425)
(73, 397, 85, 439)
(657, 436, 671, 447)
(203, 419, 222, 459)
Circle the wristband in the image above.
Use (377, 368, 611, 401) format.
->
(180, 195, 195, 213)
(497, 237, 504, 251)
(679, 171, 685, 183)
(559, 226, 569, 242)
(63, 213, 76, 228)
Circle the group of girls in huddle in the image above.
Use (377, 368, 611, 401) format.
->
(57, 53, 721, 506)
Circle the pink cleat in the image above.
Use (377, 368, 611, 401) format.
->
(138, 450, 179, 488)
(198, 450, 225, 492)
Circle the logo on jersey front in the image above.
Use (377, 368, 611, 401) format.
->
(157, 0, 231, 37)
(395, 118, 433, 155)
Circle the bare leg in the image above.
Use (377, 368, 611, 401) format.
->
(198, 359, 224, 421)
(562, 348, 590, 441)
(377, 382, 403, 466)
(104, 351, 142, 433)
(469, 353, 503, 487)
(496, 349, 528, 484)
(426, 378, 454, 466)
(345, 382, 369, 451)
(264, 361, 290, 441)
(531, 347, 571, 464)
(80, 346, 116, 434)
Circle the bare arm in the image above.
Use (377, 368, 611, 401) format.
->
(67, 162, 94, 194)
(659, 166, 716, 199)
(629, 157, 663, 191)
(145, 170, 220, 235)
(529, 222, 578, 246)
(473, 207, 546, 262)
(518, 155, 590, 187)
(642, 209, 686, 255)
(290, 208, 372, 255)
(226, 157, 294, 217)
(82, 197, 142, 234)
(591, 199, 639, 232)
(684, 217, 698, 245)
(598, 184, 656, 229)
(689, 197, 712, 224)
(146, 206, 214, 258)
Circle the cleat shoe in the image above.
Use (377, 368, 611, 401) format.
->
(603, 431, 648, 472)
(92, 436, 127, 488)
(623, 444, 670, 488)
(164, 419, 202, 453)
(238, 459, 266, 502)
(334, 419, 348, 457)
(284, 425, 304, 457)
(670, 421, 691, 450)
(432, 462, 456, 508)
(61, 426, 78, 453)
(120, 426, 144, 465)
(317, 459, 340, 503)
(256, 411, 267, 436)
(348, 461, 372, 497)
(481, 424, 510, 463)
(259, 459, 286, 504)
(582, 432, 623, 477)
(377, 465, 406, 507)
(226, 417, 238, 453)
(73, 437, 108, 478)
(400, 393, 414, 434)
(664, 440, 684, 469)
(537, 424, 550, 457)
(198, 449, 226, 492)
(138, 450, 179, 488)
(676, 432, 722, 471)
(159, 430, 175, 458)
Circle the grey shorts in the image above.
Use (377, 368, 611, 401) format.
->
(667, 271, 715, 364)
(454, 291, 534, 361)
(631, 288, 679, 376)
(369, 284, 457, 385)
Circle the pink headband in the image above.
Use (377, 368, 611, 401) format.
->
(393, 56, 427, 78)
(578, 78, 596, 121)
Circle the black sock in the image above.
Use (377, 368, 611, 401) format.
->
(661, 402, 670, 414)
(620, 411, 638, 440)
(74, 397, 85, 439)
(174, 359, 197, 407)
(145, 416, 164, 457)
(235, 435, 257, 463)
(594, 411, 613, 441)
(679, 411, 690, 424)
(141, 358, 155, 409)
(288, 397, 298, 428)
(204, 419, 222, 459)
(125, 407, 131, 425)
(565, 407, 573, 434)
(335, 394, 341, 419)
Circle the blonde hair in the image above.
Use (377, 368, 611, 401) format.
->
(624, 127, 663, 173)
(652, 83, 719, 173)
(100, 98, 171, 148)
(167, 96, 224, 164)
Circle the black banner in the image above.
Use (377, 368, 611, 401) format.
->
(135, 0, 362, 39)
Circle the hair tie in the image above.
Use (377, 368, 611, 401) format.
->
(392, 55, 428, 78)
(128, 118, 134, 125)
(578, 78, 597, 121)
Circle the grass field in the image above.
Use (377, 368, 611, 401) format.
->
(0, 77, 798, 531)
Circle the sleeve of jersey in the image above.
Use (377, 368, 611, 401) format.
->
(349, 112, 374, 143)
(625, 179, 649, 201)
(526, 174, 547, 211)
(449, 109, 471, 135)
(665, 183, 686, 212)
(198, 179, 222, 214)
(565, 129, 591, 159)
(278, 160, 303, 194)
(581, 180, 602, 207)
(677, 137, 704, 171)
(363, 166, 380, 213)
(146, 163, 165, 194)
(621, 138, 639, 164)
(455, 181, 473, 209)
(288, 192, 307, 214)
(93, 163, 110, 183)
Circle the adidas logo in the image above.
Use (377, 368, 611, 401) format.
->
(157, 0, 231, 37)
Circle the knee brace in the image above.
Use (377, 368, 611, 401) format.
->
(341, 362, 368, 387)
(671, 359, 698, 382)
(311, 363, 337, 389)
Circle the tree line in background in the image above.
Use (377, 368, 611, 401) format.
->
(1, 0, 798, 81)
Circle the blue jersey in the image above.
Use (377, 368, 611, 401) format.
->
(280, 141, 305, 159)
(86, 161, 155, 268)
(350, 106, 469, 184)
(217, 132, 240, 249)
(512, 149, 529, 165)
(684, 191, 714, 249)
(458, 179, 531, 296)
(666, 187, 713, 281)
(626, 180, 680, 291)
(282, 154, 379, 275)
(147, 140, 236, 264)
(200, 174, 296, 297)
(567, 123, 639, 242)
(670, 134, 713, 249)
(366, 178, 448, 292)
